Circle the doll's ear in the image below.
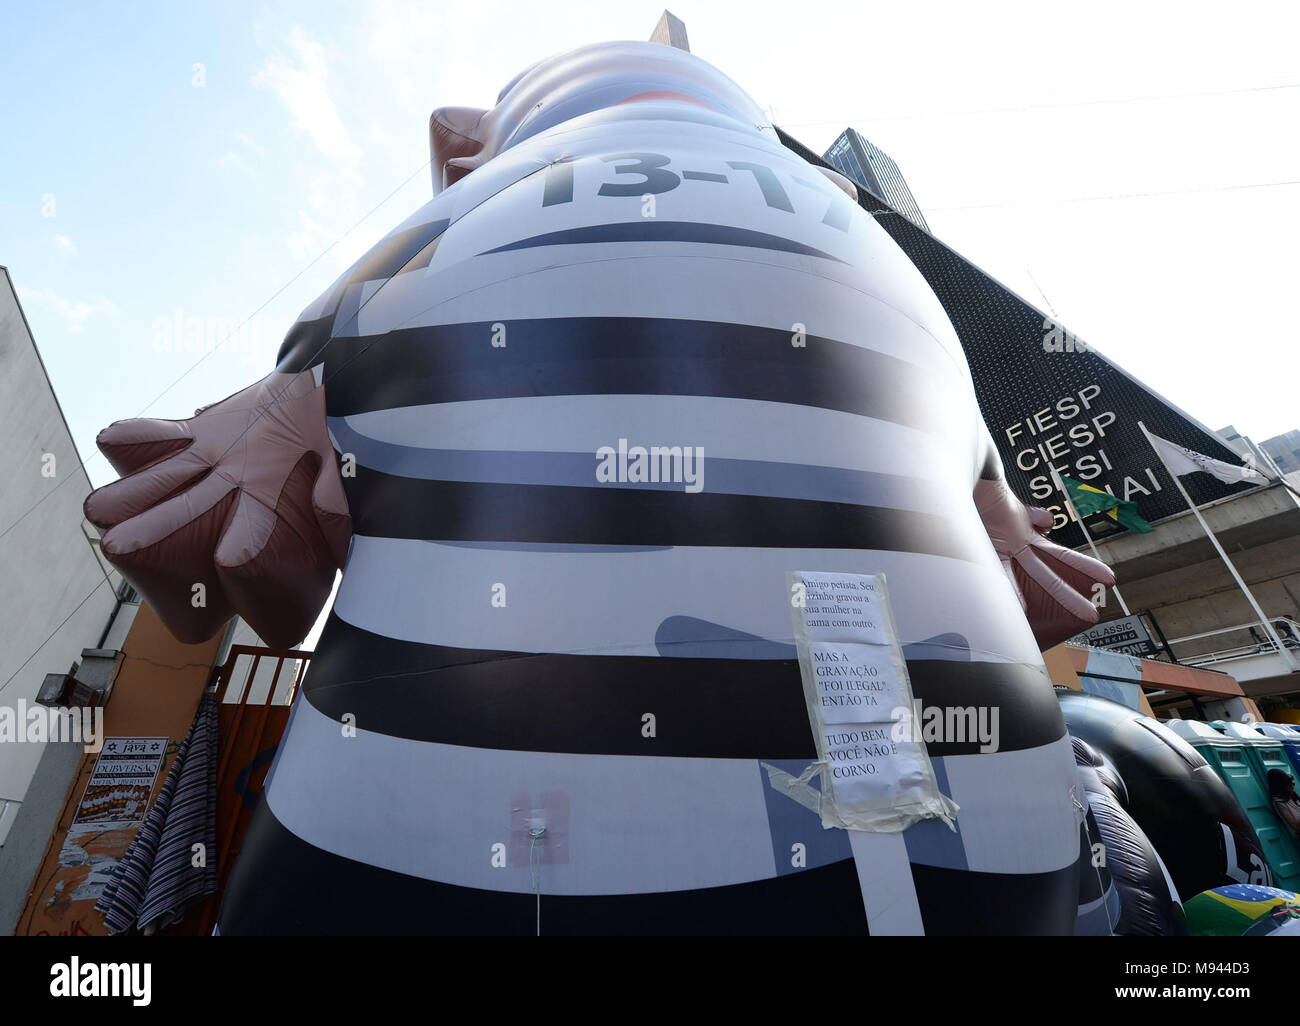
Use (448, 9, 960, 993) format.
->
(429, 106, 488, 193)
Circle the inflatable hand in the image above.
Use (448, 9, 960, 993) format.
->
(84, 371, 350, 648)
(974, 475, 1115, 650)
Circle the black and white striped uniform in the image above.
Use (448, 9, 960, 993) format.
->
(216, 100, 1082, 935)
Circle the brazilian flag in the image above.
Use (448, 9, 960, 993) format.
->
(1060, 475, 1153, 534)
(1185, 884, 1300, 936)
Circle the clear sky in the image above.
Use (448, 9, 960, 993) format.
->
(4, 0, 1298, 495)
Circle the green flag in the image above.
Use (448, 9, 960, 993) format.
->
(1060, 474, 1153, 534)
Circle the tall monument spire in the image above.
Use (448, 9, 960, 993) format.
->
(650, 10, 690, 52)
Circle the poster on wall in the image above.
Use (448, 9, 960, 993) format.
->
(72, 736, 167, 826)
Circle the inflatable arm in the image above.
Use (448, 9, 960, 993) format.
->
(973, 427, 1115, 650)
(83, 370, 350, 649)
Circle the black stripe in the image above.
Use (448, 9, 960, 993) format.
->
(301, 614, 1065, 756)
(911, 860, 1080, 936)
(275, 312, 339, 372)
(346, 218, 450, 286)
(274, 219, 451, 372)
(321, 316, 948, 427)
(478, 220, 845, 263)
(218, 804, 1080, 934)
(341, 470, 987, 558)
(217, 805, 869, 935)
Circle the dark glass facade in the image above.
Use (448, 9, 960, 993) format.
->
(824, 128, 930, 232)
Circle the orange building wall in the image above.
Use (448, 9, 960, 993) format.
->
(1043, 644, 1157, 718)
(13, 604, 222, 936)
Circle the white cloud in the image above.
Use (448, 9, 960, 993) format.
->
(365, 1, 445, 120)
(253, 25, 361, 180)
(363, 0, 515, 128)
(18, 286, 119, 333)
(220, 132, 265, 171)
(232, 131, 264, 158)
(287, 209, 327, 262)
(52, 234, 77, 256)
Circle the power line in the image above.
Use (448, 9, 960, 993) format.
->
(925, 177, 1300, 214)
(136, 158, 433, 419)
(778, 81, 1300, 130)
(0, 160, 432, 700)
(0, 157, 432, 547)
(0, 156, 553, 703)
(183, 157, 557, 508)
(0, 578, 110, 698)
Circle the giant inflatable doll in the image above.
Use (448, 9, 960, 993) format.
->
(85, 41, 1115, 934)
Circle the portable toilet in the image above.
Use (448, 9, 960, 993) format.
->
(1165, 720, 1300, 890)
(1259, 723, 1300, 777)
(1167, 720, 1252, 796)
(1214, 721, 1300, 891)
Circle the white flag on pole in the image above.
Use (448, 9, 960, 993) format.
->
(1146, 431, 1263, 486)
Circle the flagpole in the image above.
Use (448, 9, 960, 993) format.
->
(1048, 466, 1130, 616)
(1138, 421, 1298, 671)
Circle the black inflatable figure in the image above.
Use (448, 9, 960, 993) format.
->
(1073, 736, 1187, 935)
(1060, 691, 1271, 899)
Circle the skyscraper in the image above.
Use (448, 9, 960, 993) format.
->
(1262, 429, 1300, 475)
(824, 127, 930, 231)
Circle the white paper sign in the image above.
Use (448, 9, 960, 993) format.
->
(773, 571, 959, 833)
(811, 642, 908, 726)
(799, 571, 891, 646)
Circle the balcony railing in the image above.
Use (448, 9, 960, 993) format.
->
(160, 644, 312, 935)
(1165, 619, 1300, 672)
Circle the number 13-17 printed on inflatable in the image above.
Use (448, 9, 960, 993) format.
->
(84, 41, 1115, 935)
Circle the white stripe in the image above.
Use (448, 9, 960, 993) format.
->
(340, 395, 962, 481)
(1153, 846, 1182, 906)
(1220, 823, 1240, 882)
(850, 831, 925, 935)
(334, 537, 1042, 664)
(942, 734, 1080, 874)
(265, 691, 1075, 899)
(265, 694, 777, 895)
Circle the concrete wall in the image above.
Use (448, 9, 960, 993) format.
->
(0, 603, 139, 932)
(1087, 485, 1300, 672)
(0, 720, 97, 934)
(0, 268, 120, 843)
(1109, 533, 1300, 659)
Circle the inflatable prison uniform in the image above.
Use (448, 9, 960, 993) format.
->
(216, 96, 1083, 935)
